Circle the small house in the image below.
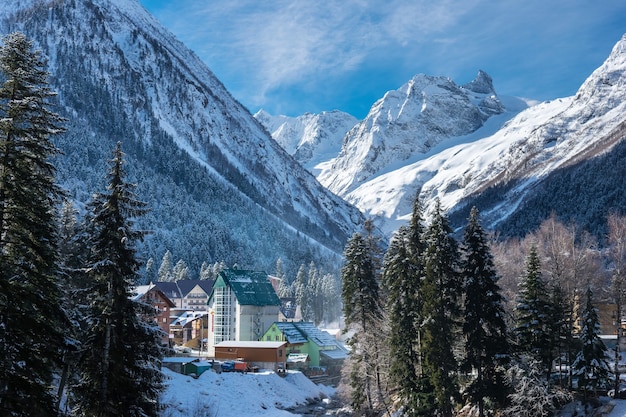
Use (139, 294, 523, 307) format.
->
(169, 311, 209, 348)
(214, 340, 287, 371)
(261, 322, 348, 374)
(132, 284, 176, 346)
(153, 279, 214, 310)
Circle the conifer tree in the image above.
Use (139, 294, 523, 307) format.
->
(172, 259, 190, 281)
(514, 244, 553, 380)
(294, 264, 312, 321)
(384, 226, 428, 416)
(572, 286, 610, 400)
(421, 200, 462, 417)
(71, 143, 163, 417)
(0, 31, 67, 416)
(460, 207, 509, 416)
(56, 200, 87, 413)
(157, 250, 173, 282)
(383, 195, 433, 416)
(341, 232, 382, 415)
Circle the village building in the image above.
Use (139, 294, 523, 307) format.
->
(132, 284, 176, 346)
(206, 269, 282, 356)
(169, 311, 209, 348)
(153, 279, 214, 310)
(261, 321, 348, 375)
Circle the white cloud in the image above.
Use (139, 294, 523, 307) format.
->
(151, 0, 481, 107)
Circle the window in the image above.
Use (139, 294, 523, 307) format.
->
(278, 349, 283, 357)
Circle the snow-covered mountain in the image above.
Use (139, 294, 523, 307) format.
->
(254, 110, 357, 175)
(316, 70, 510, 197)
(0, 0, 364, 278)
(260, 35, 626, 238)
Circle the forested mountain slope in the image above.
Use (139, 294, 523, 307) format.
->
(0, 0, 364, 279)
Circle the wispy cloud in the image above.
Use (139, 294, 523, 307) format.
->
(145, 0, 626, 116)
(153, 0, 480, 107)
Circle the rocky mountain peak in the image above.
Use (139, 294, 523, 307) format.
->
(463, 70, 496, 95)
(316, 71, 506, 196)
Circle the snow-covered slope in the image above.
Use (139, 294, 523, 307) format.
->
(161, 367, 335, 417)
(0, 0, 364, 276)
(254, 109, 358, 175)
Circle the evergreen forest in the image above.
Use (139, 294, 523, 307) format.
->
(340, 198, 626, 417)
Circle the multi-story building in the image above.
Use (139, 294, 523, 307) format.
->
(206, 269, 282, 356)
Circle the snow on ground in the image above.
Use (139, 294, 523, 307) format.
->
(160, 366, 335, 417)
(605, 399, 626, 416)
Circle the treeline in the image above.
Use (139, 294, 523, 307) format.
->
(0, 32, 163, 416)
(339, 195, 626, 417)
(276, 260, 343, 326)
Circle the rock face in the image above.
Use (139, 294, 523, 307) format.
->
(346, 34, 626, 236)
(262, 34, 626, 238)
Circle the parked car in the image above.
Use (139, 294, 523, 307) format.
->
(221, 360, 249, 373)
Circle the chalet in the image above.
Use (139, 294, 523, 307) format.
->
(153, 279, 214, 310)
(261, 321, 348, 373)
(206, 269, 282, 356)
(132, 284, 176, 346)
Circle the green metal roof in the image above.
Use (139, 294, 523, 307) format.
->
(214, 269, 281, 307)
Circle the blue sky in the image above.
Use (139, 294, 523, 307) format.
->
(139, 0, 626, 119)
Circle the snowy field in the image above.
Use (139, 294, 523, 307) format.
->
(159, 359, 626, 417)
(160, 366, 336, 417)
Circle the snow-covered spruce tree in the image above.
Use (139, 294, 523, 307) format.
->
(70, 143, 163, 417)
(460, 207, 509, 417)
(0, 31, 68, 417)
(514, 244, 554, 381)
(341, 232, 383, 415)
(321, 273, 341, 324)
(294, 263, 314, 322)
(157, 250, 173, 282)
(383, 195, 434, 416)
(384, 226, 431, 416)
(421, 200, 462, 417)
(504, 357, 572, 417)
(56, 200, 90, 413)
(571, 286, 611, 400)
